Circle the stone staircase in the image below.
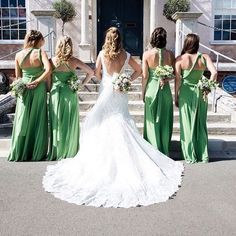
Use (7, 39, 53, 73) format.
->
(1, 72, 236, 158)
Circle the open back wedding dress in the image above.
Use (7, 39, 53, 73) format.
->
(43, 51, 184, 208)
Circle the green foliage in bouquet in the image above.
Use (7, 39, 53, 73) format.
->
(163, 0, 190, 22)
(10, 79, 26, 97)
(52, 0, 77, 35)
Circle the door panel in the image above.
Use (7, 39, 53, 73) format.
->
(97, 0, 143, 56)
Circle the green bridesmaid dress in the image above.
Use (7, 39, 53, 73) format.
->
(179, 52, 208, 163)
(8, 48, 48, 161)
(144, 48, 173, 156)
(48, 64, 80, 161)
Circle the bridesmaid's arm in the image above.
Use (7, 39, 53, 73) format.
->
(14, 54, 22, 80)
(175, 57, 182, 107)
(94, 53, 102, 81)
(129, 56, 142, 82)
(203, 54, 218, 81)
(27, 51, 51, 89)
(142, 53, 149, 102)
(74, 57, 94, 85)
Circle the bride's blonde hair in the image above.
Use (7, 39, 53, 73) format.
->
(102, 27, 122, 60)
(55, 36, 73, 66)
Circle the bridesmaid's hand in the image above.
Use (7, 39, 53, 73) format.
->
(27, 79, 40, 89)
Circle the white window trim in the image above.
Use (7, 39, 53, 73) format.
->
(210, 40, 236, 45)
(0, 0, 27, 44)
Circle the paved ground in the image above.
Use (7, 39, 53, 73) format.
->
(1, 156, 236, 236)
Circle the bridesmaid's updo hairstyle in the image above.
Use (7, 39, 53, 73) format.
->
(24, 30, 44, 48)
(150, 27, 167, 49)
(102, 27, 122, 60)
(181, 33, 200, 55)
(55, 36, 73, 66)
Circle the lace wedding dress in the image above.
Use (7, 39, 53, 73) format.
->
(43, 51, 184, 208)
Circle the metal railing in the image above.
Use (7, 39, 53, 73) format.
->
(0, 30, 56, 60)
(179, 30, 236, 112)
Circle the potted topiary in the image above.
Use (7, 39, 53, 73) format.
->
(163, 0, 190, 22)
(52, 0, 77, 35)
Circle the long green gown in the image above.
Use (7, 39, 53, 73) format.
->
(179, 52, 209, 163)
(144, 48, 173, 156)
(8, 48, 48, 161)
(47, 64, 80, 161)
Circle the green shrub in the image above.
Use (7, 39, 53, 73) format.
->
(163, 0, 190, 22)
(52, 0, 77, 35)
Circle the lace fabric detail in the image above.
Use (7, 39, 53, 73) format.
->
(43, 51, 184, 208)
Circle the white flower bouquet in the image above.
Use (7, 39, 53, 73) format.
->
(197, 76, 218, 101)
(10, 78, 26, 97)
(113, 73, 131, 92)
(154, 65, 175, 89)
(68, 74, 82, 92)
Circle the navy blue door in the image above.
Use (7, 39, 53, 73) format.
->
(97, 0, 143, 56)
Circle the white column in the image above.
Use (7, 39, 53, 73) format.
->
(79, 0, 91, 62)
(80, 0, 89, 45)
(150, 0, 158, 35)
(172, 12, 203, 57)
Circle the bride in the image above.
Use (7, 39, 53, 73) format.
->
(43, 27, 184, 208)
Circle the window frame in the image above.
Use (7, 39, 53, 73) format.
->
(0, 0, 27, 44)
(212, 0, 236, 44)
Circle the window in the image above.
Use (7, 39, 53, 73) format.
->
(214, 0, 236, 41)
(0, 0, 26, 40)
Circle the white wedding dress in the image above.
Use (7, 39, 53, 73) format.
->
(43, 51, 184, 208)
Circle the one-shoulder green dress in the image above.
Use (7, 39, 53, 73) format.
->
(179, 53, 209, 163)
(47, 64, 80, 161)
(144, 48, 173, 156)
(8, 48, 48, 161)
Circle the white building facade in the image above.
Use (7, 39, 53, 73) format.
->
(0, 0, 236, 63)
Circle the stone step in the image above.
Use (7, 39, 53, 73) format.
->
(81, 83, 142, 92)
(136, 122, 236, 135)
(79, 100, 213, 112)
(78, 91, 143, 101)
(2, 134, 236, 157)
(79, 111, 231, 123)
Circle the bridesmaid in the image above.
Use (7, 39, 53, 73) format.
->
(8, 30, 51, 161)
(48, 36, 94, 161)
(175, 34, 217, 163)
(142, 27, 175, 156)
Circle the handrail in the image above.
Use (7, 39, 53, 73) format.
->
(179, 30, 236, 113)
(0, 30, 56, 60)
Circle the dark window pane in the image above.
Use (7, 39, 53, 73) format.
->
(19, 19, 26, 29)
(2, 9, 10, 18)
(231, 32, 236, 40)
(3, 30, 10, 39)
(19, 8, 26, 18)
(232, 15, 236, 19)
(11, 30, 18, 39)
(223, 20, 230, 29)
(10, 8, 18, 17)
(214, 30, 222, 40)
(1, 0, 9, 7)
(2, 20, 10, 29)
(223, 31, 230, 40)
(232, 20, 236, 28)
(215, 15, 222, 20)
(214, 20, 222, 29)
(11, 20, 18, 29)
(10, 0, 17, 7)
(18, 0, 25, 7)
(223, 15, 230, 20)
(19, 29, 26, 39)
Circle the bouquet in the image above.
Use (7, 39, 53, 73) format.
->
(10, 78, 26, 97)
(113, 73, 131, 92)
(68, 74, 82, 92)
(154, 65, 175, 89)
(197, 76, 218, 101)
